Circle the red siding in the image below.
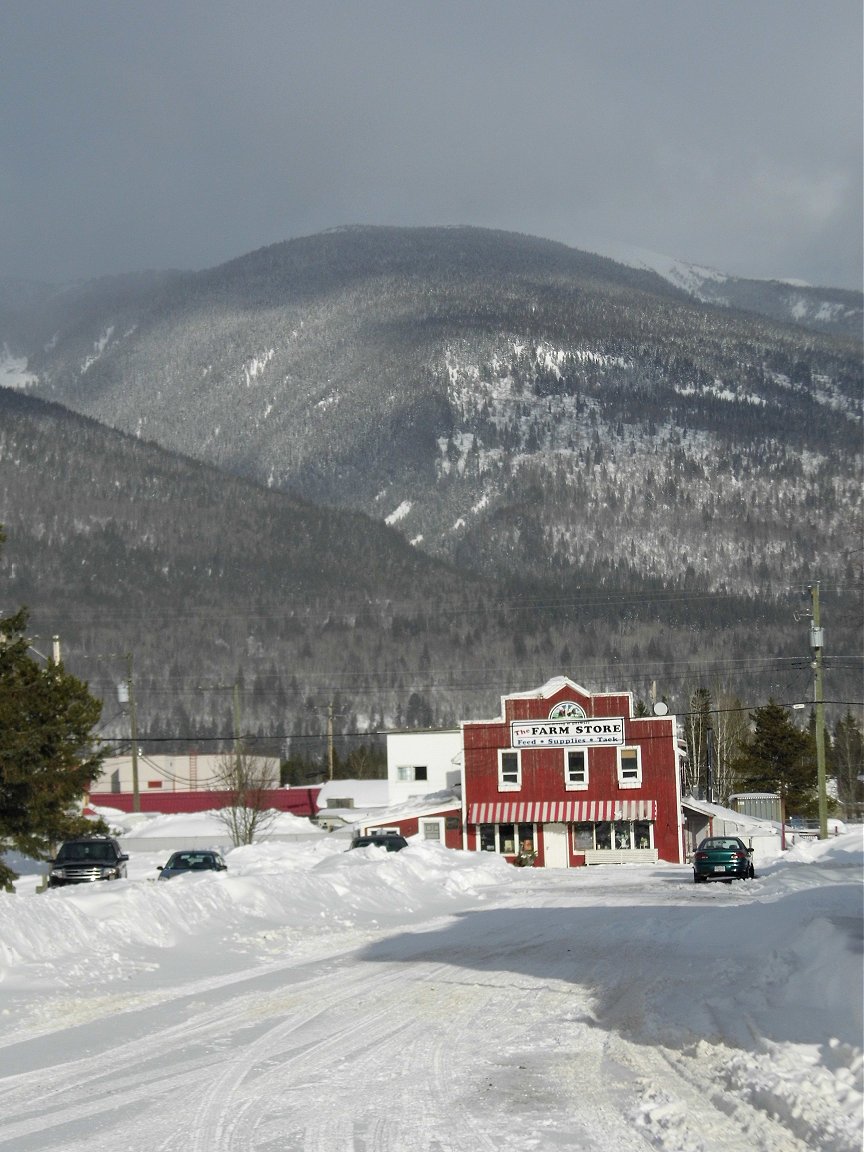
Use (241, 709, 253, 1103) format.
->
(363, 808, 463, 849)
(88, 787, 320, 818)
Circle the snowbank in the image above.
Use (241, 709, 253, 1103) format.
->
(0, 823, 860, 1152)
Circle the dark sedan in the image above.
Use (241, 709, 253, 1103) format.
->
(692, 837, 755, 883)
(157, 850, 228, 880)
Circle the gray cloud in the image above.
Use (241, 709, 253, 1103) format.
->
(1, 0, 861, 288)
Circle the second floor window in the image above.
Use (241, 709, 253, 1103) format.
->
(564, 748, 588, 789)
(618, 747, 642, 788)
(498, 750, 521, 790)
(397, 765, 428, 782)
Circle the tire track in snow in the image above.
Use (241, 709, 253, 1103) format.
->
(185, 960, 453, 1152)
(0, 949, 369, 1151)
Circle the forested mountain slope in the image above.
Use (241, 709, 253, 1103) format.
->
(0, 227, 860, 748)
(6, 227, 860, 602)
(2, 388, 857, 754)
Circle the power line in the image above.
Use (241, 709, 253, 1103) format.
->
(86, 698, 864, 751)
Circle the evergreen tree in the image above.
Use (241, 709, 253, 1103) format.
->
(0, 595, 106, 888)
(732, 701, 814, 817)
(832, 711, 864, 820)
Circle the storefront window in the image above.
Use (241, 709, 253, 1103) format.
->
(595, 821, 612, 849)
(478, 822, 536, 856)
(573, 822, 594, 850)
(498, 823, 517, 854)
(517, 823, 535, 854)
(570, 821, 654, 852)
(634, 821, 652, 849)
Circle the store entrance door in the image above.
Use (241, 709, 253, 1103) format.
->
(543, 823, 569, 868)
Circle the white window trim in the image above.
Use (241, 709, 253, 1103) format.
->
(617, 746, 642, 789)
(421, 818, 444, 843)
(497, 748, 522, 791)
(563, 746, 589, 791)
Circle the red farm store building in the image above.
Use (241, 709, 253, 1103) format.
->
(462, 677, 685, 868)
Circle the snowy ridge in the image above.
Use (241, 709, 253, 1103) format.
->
(0, 344, 38, 389)
(600, 240, 862, 334)
(597, 240, 730, 295)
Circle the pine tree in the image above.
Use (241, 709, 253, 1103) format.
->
(0, 550, 107, 886)
(732, 701, 814, 817)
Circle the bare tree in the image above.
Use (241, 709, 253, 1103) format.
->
(213, 742, 279, 846)
(682, 687, 711, 797)
(681, 684, 749, 803)
(711, 691, 750, 804)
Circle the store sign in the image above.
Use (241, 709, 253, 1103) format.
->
(510, 717, 625, 748)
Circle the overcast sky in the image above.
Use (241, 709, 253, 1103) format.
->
(2, 1, 861, 290)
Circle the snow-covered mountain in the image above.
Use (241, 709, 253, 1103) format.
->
(0, 227, 860, 737)
(5, 226, 859, 598)
(596, 240, 863, 336)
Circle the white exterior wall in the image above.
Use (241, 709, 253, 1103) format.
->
(93, 754, 279, 795)
(386, 730, 463, 805)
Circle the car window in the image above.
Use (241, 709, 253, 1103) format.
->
(58, 841, 114, 861)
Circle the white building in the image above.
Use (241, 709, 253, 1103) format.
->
(94, 752, 279, 796)
(386, 729, 463, 805)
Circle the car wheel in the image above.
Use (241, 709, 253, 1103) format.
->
(693, 873, 704, 884)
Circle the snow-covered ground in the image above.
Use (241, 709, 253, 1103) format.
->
(0, 818, 861, 1152)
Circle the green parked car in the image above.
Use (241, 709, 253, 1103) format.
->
(692, 836, 755, 883)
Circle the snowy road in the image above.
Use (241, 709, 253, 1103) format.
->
(0, 834, 861, 1151)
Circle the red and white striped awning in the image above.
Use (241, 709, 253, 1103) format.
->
(468, 799, 655, 824)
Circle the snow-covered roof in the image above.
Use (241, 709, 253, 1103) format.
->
(357, 790, 461, 832)
(466, 676, 596, 725)
(682, 795, 777, 834)
(506, 676, 590, 700)
(315, 778, 390, 810)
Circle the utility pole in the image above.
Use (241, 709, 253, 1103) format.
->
(327, 701, 334, 781)
(232, 680, 243, 756)
(126, 652, 140, 814)
(810, 583, 828, 839)
(705, 722, 714, 805)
